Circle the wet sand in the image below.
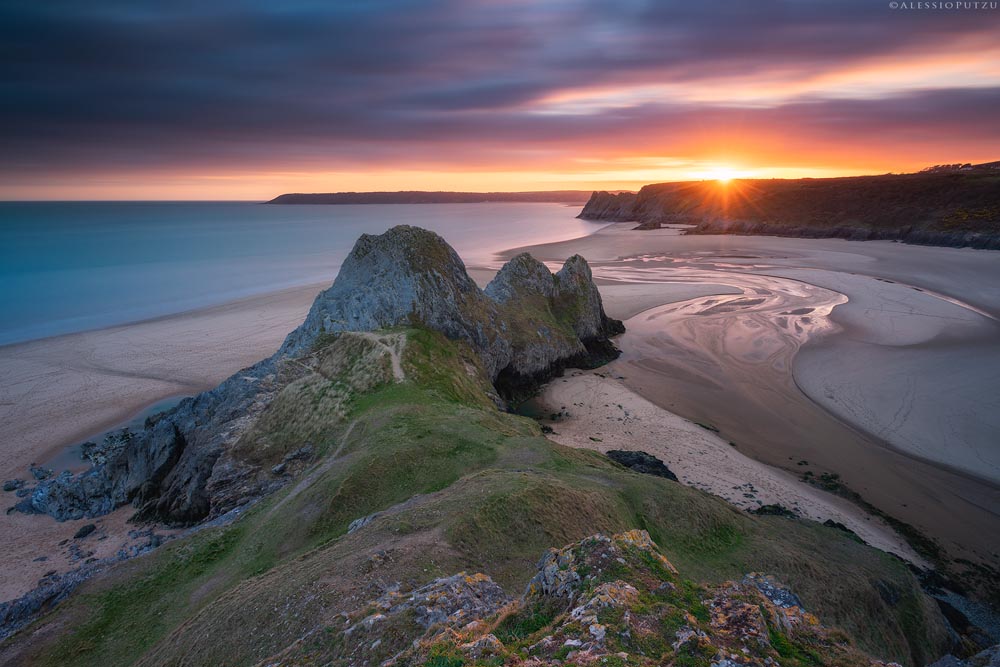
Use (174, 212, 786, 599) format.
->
(534, 369, 925, 565)
(513, 224, 1000, 568)
(0, 284, 325, 600)
(0, 269, 503, 601)
(1, 224, 998, 599)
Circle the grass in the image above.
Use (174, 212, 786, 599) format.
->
(11, 327, 953, 667)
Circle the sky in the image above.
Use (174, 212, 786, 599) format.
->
(2, 0, 999, 200)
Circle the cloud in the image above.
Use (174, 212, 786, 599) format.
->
(1, 0, 998, 183)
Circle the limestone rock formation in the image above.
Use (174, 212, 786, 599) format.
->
(264, 530, 905, 667)
(279, 225, 512, 377)
(578, 168, 1000, 250)
(14, 226, 622, 526)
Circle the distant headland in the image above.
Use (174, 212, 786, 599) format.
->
(579, 161, 1000, 250)
(267, 190, 601, 205)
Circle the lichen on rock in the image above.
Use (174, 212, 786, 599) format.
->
(272, 529, 904, 667)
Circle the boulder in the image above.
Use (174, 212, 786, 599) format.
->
(606, 450, 679, 481)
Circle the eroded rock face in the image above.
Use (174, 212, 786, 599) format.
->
(15, 226, 622, 527)
(264, 530, 900, 667)
(280, 225, 513, 378)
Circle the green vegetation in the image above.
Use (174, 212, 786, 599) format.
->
(8, 327, 951, 667)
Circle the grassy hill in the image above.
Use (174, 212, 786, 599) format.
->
(2, 328, 951, 667)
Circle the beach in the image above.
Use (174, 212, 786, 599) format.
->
(2, 222, 999, 602)
(513, 224, 1000, 570)
(0, 270, 501, 600)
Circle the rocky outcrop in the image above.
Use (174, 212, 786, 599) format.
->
(485, 253, 624, 398)
(13, 226, 622, 527)
(269, 530, 905, 667)
(606, 450, 679, 481)
(279, 225, 512, 377)
(577, 190, 639, 221)
(929, 645, 1000, 667)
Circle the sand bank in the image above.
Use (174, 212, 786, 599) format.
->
(0, 283, 330, 480)
(534, 370, 925, 565)
(0, 283, 326, 599)
(515, 224, 1000, 568)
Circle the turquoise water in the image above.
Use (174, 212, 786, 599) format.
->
(0, 201, 604, 346)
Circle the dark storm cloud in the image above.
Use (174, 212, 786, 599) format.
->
(1, 0, 996, 173)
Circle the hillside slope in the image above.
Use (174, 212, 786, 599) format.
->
(579, 165, 1000, 249)
(0, 227, 957, 666)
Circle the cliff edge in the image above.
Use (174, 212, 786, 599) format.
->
(578, 165, 1000, 249)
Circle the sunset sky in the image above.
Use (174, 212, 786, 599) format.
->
(2, 0, 999, 200)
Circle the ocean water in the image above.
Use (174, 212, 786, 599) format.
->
(0, 201, 605, 346)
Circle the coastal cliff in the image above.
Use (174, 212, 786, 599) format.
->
(0, 227, 972, 667)
(579, 165, 1000, 249)
(14, 226, 622, 527)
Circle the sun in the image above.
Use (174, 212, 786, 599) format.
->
(705, 166, 738, 183)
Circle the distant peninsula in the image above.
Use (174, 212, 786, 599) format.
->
(268, 190, 598, 205)
(579, 161, 1000, 250)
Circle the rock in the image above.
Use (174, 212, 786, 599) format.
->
(326, 571, 509, 664)
(577, 191, 640, 222)
(742, 573, 804, 609)
(19, 226, 621, 529)
(928, 645, 1000, 667)
(279, 225, 513, 378)
(484, 252, 557, 304)
(80, 429, 133, 466)
(460, 633, 505, 659)
(2, 479, 24, 492)
(347, 512, 380, 534)
(30, 466, 53, 481)
(73, 523, 97, 539)
(403, 530, 873, 666)
(283, 445, 315, 462)
(270, 463, 286, 476)
(751, 504, 798, 518)
(606, 450, 678, 481)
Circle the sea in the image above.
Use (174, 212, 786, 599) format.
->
(0, 201, 606, 346)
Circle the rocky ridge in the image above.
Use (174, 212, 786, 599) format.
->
(578, 167, 1000, 249)
(263, 530, 923, 667)
(8, 225, 622, 527)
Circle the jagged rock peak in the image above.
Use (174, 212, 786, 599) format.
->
(279, 225, 512, 377)
(16, 226, 623, 529)
(484, 252, 556, 303)
(554, 254, 624, 340)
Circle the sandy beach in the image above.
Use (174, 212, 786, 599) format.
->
(533, 369, 925, 565)
(512, 224, 1000, 570)
(0, 269, 506, 601)
(2, 224, 999, 602)
(0, 284, 325, 599)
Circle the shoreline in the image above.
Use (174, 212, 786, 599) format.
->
(0, 267, 499, 602)
(1, 224, 998, 603)
(0, 282, 328, 473)
(533, 368, 926, 566)
(511, 225, 1000, 574)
